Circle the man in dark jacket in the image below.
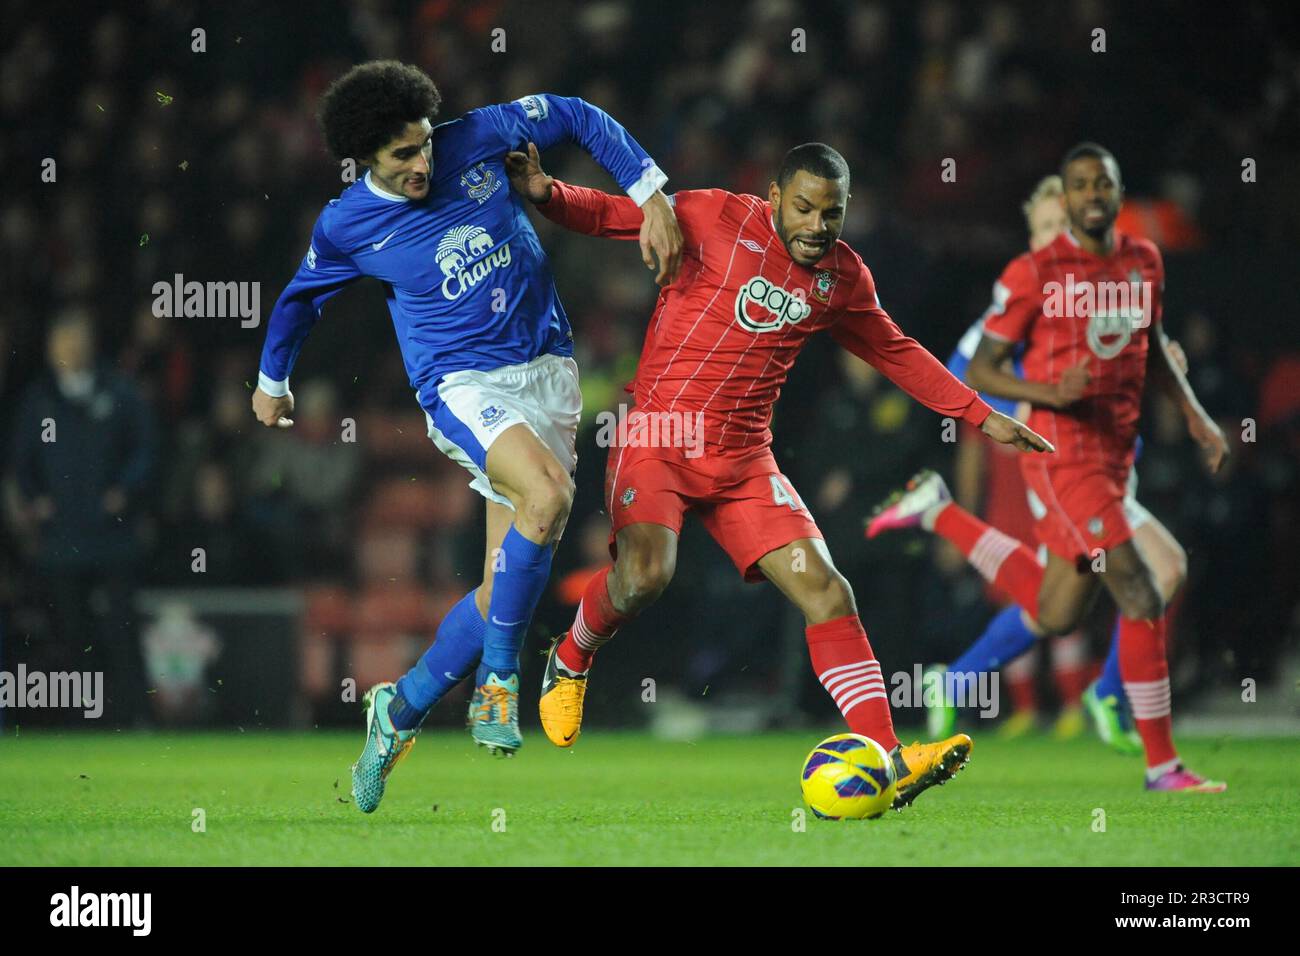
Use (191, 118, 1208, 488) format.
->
(10, 308, 157, 725)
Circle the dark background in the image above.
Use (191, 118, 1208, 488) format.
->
(2, 0, 1297, 730)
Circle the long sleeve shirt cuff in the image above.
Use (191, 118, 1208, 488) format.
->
(963, 396, 993, 427)
(626, 164, 668, 207)
(258, 371, 289, 398)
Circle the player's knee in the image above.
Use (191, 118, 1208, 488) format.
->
(519, 473, 573, 541)
(1157, 543, 1188, 602)
(1114, 573, 1165, 622)
(800, 570, 857, 624)
(1129, 585, 1165, 622)
(1034, 605, 1078, 639)
(618, 551, 675, 614)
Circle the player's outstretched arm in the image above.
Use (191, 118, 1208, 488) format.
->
(831, 272, 1053, 454)
(506, 141, 682, 285)
(966, 334, 1086, 409)
(979, 409, 1054, 453)
(1147, 323, 1228, 472)
(253, 224, 361, 428)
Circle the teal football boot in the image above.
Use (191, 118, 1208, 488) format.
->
(468, 672, 522, 755)
(351, 682, 418, 813)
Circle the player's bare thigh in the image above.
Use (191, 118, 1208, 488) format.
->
(608, 522, 679, 616)
(1131, 515, 1187, 603)
(1096, 537, 1165, 622)
(1035, 550, 1105, 637)
(757, 537, 856, 625)
(483, 422, 574, 544)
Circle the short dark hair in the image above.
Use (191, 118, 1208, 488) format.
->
(1060, 141, 1122, 186)
(318, 60, 442, 162)
(777, 143, 850, 190)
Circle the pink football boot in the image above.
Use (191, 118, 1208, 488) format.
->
(866, 469, 952, 539)
(1145, 765, 1227, 793)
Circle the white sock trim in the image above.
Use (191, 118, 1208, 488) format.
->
(1146, 756, 1181, 780)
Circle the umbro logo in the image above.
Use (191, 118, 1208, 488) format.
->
(739, 239, 765, 253)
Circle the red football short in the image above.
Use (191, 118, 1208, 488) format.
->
(1019, 456, 1134, 564)
(603, 436, 822, 582)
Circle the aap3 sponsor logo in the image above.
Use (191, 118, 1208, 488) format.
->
(1042, 271, 1154, 360)
(734, 275, 812, 333)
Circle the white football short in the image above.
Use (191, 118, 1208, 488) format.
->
(419, 352, 581, 508)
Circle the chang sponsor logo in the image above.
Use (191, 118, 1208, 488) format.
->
(435, 225, 512, 300)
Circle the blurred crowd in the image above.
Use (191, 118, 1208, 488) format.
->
(2, 0, 1297, 728)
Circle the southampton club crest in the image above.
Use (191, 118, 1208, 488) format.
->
(812, 269, 837, 303)
(620, 487, 637, 507)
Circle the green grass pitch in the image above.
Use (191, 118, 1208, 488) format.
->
(0, 730, 1294, 866)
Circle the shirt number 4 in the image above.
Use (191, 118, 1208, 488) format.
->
(769, 475, 805, 512)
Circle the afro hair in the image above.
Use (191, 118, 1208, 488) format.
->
(317, 60, 442, 162)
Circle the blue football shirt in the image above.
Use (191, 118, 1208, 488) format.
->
(257, 94, 667, 406)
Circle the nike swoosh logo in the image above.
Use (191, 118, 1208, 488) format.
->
(491, 616, 524, 627)
(444, 672, 457, 681)
(371, 229, 399, 251)
(563, 732, 576, 742)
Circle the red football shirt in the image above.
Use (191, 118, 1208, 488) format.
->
(538, 181, 990, 449)
(981, 230, 1164, 471)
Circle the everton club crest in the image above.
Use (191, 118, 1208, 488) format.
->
(460, 162, 503, 204)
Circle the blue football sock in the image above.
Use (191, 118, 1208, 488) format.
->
(389, 589, 486, 731)
(477, 524, 553, 682)
(949, 604, 1038, 689)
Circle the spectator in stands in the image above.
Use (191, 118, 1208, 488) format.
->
(9, 307, 157, 725)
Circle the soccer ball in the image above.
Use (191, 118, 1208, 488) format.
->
(800, 733, 897, 820)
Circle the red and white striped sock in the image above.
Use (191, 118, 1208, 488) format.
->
(556, 567, 627, 674)
(1119, 614, 1178, 769)
(1050, 630, 1091, 705)
(806, 616, 899, 752)
(932, 503, 1042, 618)
(1005, 649, 1039, 713)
